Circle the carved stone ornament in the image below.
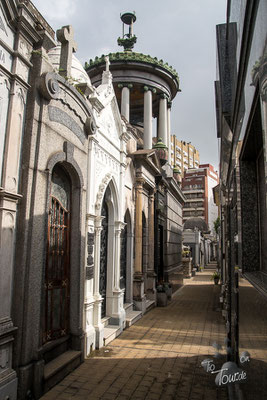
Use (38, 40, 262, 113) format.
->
(38, 72, 60, 101)
(85, 112, 97, 135)
(95, 173, 112, 210)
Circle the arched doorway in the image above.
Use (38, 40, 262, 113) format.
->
(100, 194, 109, 318)
(44, 164, 71, 344)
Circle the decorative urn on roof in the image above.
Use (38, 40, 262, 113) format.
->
(153, 137, 168, 166)
(173, 165, 181, 183)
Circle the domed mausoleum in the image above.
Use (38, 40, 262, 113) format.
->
(86, 12, 180, 154)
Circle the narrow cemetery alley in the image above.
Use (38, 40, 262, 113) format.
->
(41, 266, 229, 400)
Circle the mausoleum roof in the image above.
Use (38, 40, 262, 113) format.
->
(183, 217, 209, 233)
(48, 44, 92, 86)
(85, 52, 179, 88)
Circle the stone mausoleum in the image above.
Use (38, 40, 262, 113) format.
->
(0, 4, 185, 399)
(86, 12, 185, 305)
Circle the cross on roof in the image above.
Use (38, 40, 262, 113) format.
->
(56, 25, 77, 78)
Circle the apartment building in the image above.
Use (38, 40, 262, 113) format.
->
(170, 135, 200, 177)
(182, 164, 219, 233)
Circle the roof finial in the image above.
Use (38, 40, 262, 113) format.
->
(105, 55, 110, 71)
(117, 12, 137, 52)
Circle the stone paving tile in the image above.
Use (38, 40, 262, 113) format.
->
(41, 268, 229, 400)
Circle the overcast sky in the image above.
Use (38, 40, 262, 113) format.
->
(33, 0, 227, 170)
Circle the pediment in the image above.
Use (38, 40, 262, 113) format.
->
(93, 85, 123, 145)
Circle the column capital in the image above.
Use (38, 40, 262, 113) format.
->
(143, 85, 157, 94)
(149, 187, 156, 198)
(135, 176, 145, 186)
(86, 213, 96, 221)
(115, 220, 127, 232)
(95, 215, 105, 230)
(159, 93, 168, 100)
(118, 83, 133, 90)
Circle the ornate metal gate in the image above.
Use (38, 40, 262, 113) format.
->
(44, 166, 71, 344)
(120, 223, 127, 299)
(100, 199, 108, 318)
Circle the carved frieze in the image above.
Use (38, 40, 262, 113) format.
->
(93, 142, 120, 174)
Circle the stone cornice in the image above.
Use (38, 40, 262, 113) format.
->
(0, 188, 23, 202)
(85, 52, 180, 88)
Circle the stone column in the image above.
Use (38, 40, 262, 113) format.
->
(158, 94, 168, 146)
(143, 86, 153, 149)
(167, 101, 172, 164)
(134, 179, 143, 274)
(148, 190, 155, 271)
(93, 216, 104, 348)
(114, 222, 123, 290)
(109, 221, 126, 329)
(93, 216, 104, 297)
(133, 178, 146, 313)
(118, 84, 133, 121)
(121, 86, 130, 120)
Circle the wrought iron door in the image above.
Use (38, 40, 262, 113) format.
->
(100, 200, 108, 318)
(120, 223, 127, 299)
(44, 166, 71, 344)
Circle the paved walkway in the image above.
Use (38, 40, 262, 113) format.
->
(41, 268, 228, 400)
(237, 276, 267, 400)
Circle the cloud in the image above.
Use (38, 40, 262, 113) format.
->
(33, 0, 77, 23)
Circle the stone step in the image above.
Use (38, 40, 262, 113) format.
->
(125, 310, 142, 328)
(101, 316, 111, 327)
(123, 302, 133, 312)
(145, 299, 155, 313)
(44, 350, 82, 393)
(103, 325, 121, 346)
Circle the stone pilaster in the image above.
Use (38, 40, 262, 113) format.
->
(158, 94, 168, 146)
(84, 214, 96, 355)
(0, 189, 20, 399)
(0, 4, 39, 397)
